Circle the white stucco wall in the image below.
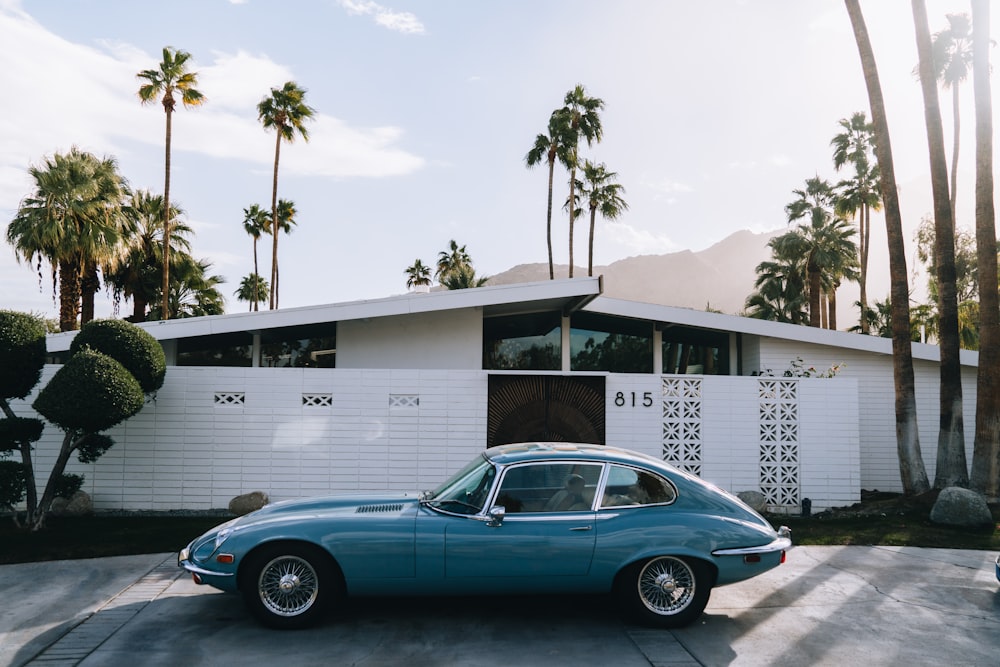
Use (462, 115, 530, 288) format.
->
(337, 308, 483, 369)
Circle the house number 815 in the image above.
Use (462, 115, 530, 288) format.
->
(614, 391, 653, 407)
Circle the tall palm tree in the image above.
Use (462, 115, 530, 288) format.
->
(846, 0, 930, 495)
(832, 112, 881, 333)
(242, 204, 270, 312)
(745, 253, 809, 324)
(257, 81, 315, 310)
(404, 259, 432, 289)
(928, 13, 973, 224)
(235, 273, 269, 311)
(436, 239, 472, 283)
(525, 108, 573, 280)
(576, 161, 628, 277)
(148, 256, 225, 319)
(561, 85, 604, 278)
(7, 148, 129, 331)
(271, 198, 298, 304)
(137, 46, 205, 320)
(913, 0, 967, 489)
(104, 190, 190, 322)
(783, 177, 858, 328)
(970, 0, 1000, 497)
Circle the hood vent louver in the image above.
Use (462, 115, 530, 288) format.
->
(355, 503, 404, 514)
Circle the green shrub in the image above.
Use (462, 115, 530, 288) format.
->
(33, 349, 145, 433)
(0, 417, 44, 454)
(0, 310, 46, 400)
(53, 473, 84, 499)
(70, 319, 166, 394)
(76, 433, 115, 464)
(0, 460, 27, 511)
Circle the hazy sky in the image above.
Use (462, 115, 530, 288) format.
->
(1, 0, 996, 319)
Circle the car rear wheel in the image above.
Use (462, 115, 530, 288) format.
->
(616, 555, 712, 628)
(240, 544, 341, 629)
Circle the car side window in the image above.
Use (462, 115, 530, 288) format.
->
(495, 463, 603, 513)
(600, 465, 676, 508)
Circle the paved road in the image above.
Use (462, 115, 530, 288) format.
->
(2, 546, 998, 667)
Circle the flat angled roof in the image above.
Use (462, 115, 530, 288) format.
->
(45, 278, 603, 352)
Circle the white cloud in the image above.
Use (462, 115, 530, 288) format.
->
(338, 0, 425, 34)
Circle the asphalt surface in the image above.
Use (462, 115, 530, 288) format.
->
(2, 546, 998, 667)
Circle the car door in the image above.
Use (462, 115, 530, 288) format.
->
(444, 462, 603, 578)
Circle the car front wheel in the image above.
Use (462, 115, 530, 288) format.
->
(240, 544, 340, 629)
(616, 555, 712, 628)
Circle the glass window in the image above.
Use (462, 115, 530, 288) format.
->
(600, 465, 676, 508)
(570, 313, 652, 373)
(260, 323, 336, 368)
(425, 456, 498, 515)
(662, 326, 730, 375)
(483, 313, 561, 371)
(495, 463, 603, 513)
(177, 333, 253, 367)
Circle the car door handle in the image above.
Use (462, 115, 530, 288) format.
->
(569, 526, 592, 531)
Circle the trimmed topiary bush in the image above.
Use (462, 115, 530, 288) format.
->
(69, 319, 166, 394)
(0, 310, 46, 400)
(33, 349, 145, 433)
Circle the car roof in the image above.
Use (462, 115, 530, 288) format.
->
(483, 442, 666, 469)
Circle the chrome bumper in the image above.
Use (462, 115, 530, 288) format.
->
(177, 547, 234, 578)
(712, 526, 793, 557)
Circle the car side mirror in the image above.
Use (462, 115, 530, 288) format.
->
(486, 505, 505, 527)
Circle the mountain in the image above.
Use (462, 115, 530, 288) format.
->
(485, 229, 779, 315)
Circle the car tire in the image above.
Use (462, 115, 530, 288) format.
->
(239, 543, 341, 629)
(615, 555, 712, 628)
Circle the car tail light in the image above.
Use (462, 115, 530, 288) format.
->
(780, 550, 787, 564)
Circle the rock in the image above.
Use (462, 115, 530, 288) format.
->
(737, 490, 768, 513)
(229, 491, 269, 516)
(50, 490, 93, 517)
(930, 487, 993, 528)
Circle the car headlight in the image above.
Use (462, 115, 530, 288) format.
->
(214, 527, 233, 550)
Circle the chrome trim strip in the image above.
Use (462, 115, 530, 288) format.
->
(712, 536, 792, 557)
(178, 559, 235, 578)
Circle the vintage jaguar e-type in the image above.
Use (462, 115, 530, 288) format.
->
(179, 442, 791, 629)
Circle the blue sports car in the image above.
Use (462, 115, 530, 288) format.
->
(179, 442, 791, 629)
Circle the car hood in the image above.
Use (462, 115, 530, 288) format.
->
(232, 492, 421, 528)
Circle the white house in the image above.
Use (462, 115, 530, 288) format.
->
(20, 277, 978, 514)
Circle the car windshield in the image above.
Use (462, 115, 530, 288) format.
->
(423, 455, 497, 515)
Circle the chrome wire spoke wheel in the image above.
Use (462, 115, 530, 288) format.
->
(637, 556, 696, 615)
(257, 555, 320, 617)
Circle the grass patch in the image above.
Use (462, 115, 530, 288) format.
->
(775, 511, 1000, 550)
(0, 515, 224, 565)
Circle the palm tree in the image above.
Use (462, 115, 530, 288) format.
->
(148, 256, 225, 319)
(404, 259, 432, 289)
(745, 253, 808, 324)
(440, 264, 489, 290)
(7, 148, 130, 331)
(257, 81, 315, 310)
(436, 239, 472, 283)
(269, 198, 298, 305)
(576, 161, 628, 277)
(137, 46, 205, 320)
(561, 85, 604, 278)
(913, 0, 967, 489)
(104, 190, 191, 322)
(928, 13, 973, 224)
(832, 112, 881, 333)
(235, 273, 269, 311)
(783, 177, 858, 328)
(242, 204, 270, 312)
(845, 0, 930, 495)
(525, 108, 573, 280)
(970, 0, 1000, 497)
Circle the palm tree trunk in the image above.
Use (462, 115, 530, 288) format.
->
(588, 206, 597, 277)
(270, 132, 281, 310)
(913, 0, 968, 488)
(860, 203, 870, 333)
(950, 84, 960, 224)
(546, 157, 555, 280)
(568, 160, 576, 279)
(252, 238, 259, 311)
(162, 107, 173, 320)
(846, 0, 930, 495)
(970, 0, 1000, 498)
(80, 261, 99, 325)
(808, 256, 822, 327)
(829, 287, 838, 330)
(58, 258, 81, 332)
(132, 295, 147, 322)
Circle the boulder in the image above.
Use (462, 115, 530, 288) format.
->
(737, 490, 768, 513)
(930, 487, 993, 528)
(229, 491, 269, 516)
(49, 490, 93, 517)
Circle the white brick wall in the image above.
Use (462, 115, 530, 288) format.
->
(15, 366, 857, 512)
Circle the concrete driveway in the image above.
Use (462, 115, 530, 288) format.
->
(2, 546, 998, 667)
